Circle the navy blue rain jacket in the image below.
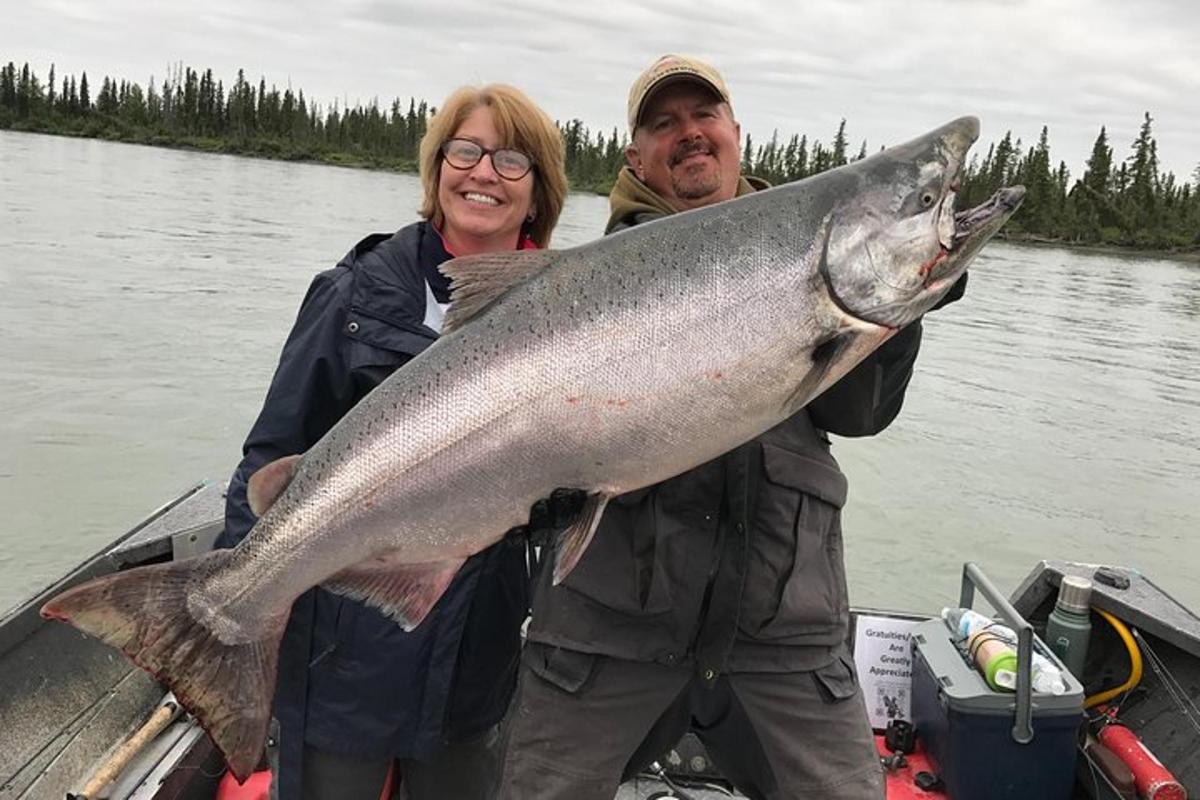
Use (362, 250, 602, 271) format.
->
(217, 221, 528, 799)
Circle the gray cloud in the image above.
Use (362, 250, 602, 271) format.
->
(6, 0, 1198, 179)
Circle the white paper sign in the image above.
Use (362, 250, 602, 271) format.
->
(853, 615, 923, 729)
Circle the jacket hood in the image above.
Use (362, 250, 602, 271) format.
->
(605, 167, 770, 233)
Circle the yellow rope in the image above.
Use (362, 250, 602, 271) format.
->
(1083, 607, 1143, 709)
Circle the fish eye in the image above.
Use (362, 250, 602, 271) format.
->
(921, 191, 936, 208)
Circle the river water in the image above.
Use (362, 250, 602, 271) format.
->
(1, 130, 1197, 617)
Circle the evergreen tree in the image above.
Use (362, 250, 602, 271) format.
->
(1083, 127, 1113, 195)
(0, 63, 15, 111)
(215, 81, 226, 134)
(1126, 114, 1158, 211)
(1053, 161, 1073, 235)
(831, 119, 848, 167)
(782, 134, 799, 178)
(405, 98, 418, 155)
(17, 63, 31, 116)
(79, 72, 89, 111)
(985, 132, 1014, 191)
(1073, 126, 1116, 241)
(121, 82, 147, 126)
(605, 127, 621, 168)
(1017, 126, 1054, 234)
(147, 78, 161, 122)
(809, 140, 830, 174)
(98, 77, 116, 114)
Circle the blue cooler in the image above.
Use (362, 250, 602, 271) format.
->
(910, 564, 1085, 800)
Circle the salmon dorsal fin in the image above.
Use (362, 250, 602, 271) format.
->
(247, 454, 302, 516)
(323, 554, 465, 631)
(440, 250, 556, 333)
(552, 492, 611, 586)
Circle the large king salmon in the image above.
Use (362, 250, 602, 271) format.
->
(42, 116, 1023, 779)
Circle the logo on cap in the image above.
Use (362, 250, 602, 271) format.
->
(627, 54, 732, 135)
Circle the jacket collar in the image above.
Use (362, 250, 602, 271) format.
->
(606, 167, 768, 232)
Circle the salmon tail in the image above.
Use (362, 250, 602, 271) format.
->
(40, 551, 283, 783)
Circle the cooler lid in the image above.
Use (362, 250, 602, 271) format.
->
(911, 618, 1085, 716)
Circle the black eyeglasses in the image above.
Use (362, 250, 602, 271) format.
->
(440, 138, 535, 181)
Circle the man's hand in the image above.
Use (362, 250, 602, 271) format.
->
(504, 488, 590, 547)
(931, 272, 968, 311)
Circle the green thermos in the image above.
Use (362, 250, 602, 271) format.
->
(1045, 576, 1093, 679)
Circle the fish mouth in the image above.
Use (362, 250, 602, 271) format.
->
(925, 185, 1025, 286)
(954, 186, 1025, 247)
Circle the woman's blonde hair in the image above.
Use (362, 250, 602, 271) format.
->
(419, 84, 567, 247)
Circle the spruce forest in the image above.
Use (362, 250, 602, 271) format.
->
(3, 60, 1197, 252)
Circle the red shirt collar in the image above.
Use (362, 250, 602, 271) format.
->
(433, 224, 540, 256)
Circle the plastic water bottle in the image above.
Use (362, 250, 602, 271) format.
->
(1044, 576, 1093, 680)
(941, 607, 1069, 695)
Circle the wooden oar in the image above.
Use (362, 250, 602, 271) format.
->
(68, 694, 182, 800)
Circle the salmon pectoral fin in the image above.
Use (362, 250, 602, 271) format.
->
(247, 454, 302, 516)
(323, 555, 466, 631)
(552, 492, 611, 586)
(39, 550, 283, 784)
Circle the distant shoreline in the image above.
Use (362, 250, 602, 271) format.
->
(4, 125, 1197, 262)
(995, 232, 1200, 264)
(0, 124, 619, 194)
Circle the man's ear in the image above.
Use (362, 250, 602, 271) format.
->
(624, 143, 641, 172)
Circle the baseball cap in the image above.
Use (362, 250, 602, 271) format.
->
(627, 54, 732, 135)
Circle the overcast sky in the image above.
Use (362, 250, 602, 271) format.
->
(6, 0, 1199, 181)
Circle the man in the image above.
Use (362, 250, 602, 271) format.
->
(501, 55, 959, 800)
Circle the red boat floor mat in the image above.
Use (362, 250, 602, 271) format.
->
(876, 734, 949, 798)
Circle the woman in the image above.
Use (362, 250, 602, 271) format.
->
(218, 84, 567, 800)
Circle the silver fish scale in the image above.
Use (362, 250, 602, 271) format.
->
(201, 181, 889, 629)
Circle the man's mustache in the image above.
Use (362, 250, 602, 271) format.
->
(670, 139, 714, 167)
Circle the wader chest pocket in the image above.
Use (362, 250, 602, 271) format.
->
(741, 444, 849, 640)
